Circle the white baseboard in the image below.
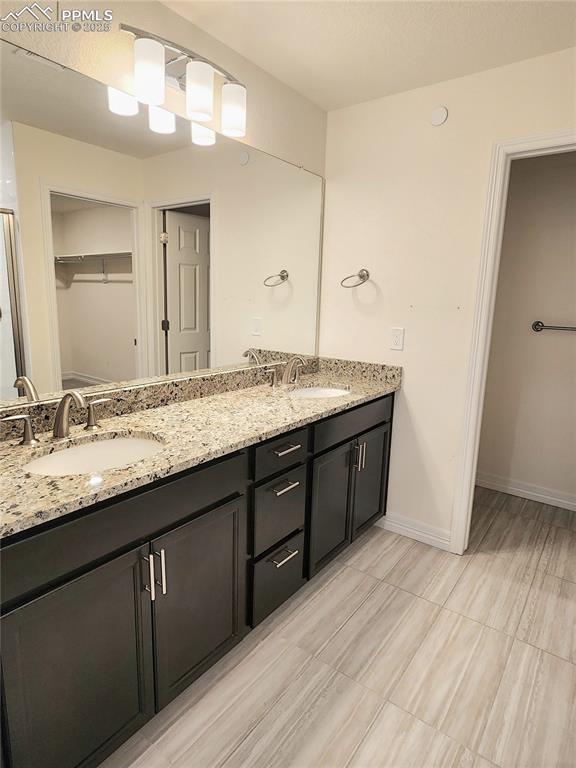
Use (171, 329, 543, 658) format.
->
(61, 370, 112, 386)
(376, 513, 453, 552)
(476, 472, 576, 512)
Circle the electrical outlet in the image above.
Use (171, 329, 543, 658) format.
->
(390, 327, 405, 351)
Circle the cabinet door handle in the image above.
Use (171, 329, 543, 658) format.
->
(272, 479, 300, 497)
(144, 554, 156, 601)
(361, 442, 367, 471)
(272, 443, 302, 458)
(353, 443, 362, 472)
(154, 548, 168, 595)
(269, 548, 299, 568)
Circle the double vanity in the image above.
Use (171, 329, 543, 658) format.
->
(0, 357, 400, 768)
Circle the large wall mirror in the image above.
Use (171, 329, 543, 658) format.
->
(0, 40, 323, 404)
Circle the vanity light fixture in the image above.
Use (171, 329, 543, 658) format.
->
(191, 122, 216, 146)
(107, 86, 139, 116)
(149, 105, 176, 134)
(221, 83, 247, 138)
(186, 60, 214, 122)
(133, 37, 166, 105)
(120, 24, 246, 143)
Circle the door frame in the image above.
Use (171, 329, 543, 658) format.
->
(149, 194, 215, 374)
(451, 129, 576, 555)
(40, 183, 150, 391)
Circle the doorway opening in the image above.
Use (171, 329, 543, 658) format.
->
(470, 151, 576, 538)
(158, 201, 211, 375)
(50, 193, 137, 390)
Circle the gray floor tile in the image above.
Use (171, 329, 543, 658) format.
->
(390, 609, 512, 752)
(539, 525, 576, 583)
(347, 702, 474, 768)
(517, 570, 576, 662)
(220, 657, 382, 768)
(341, 526, 416, 579)
(318, 581, 438, 696)
(479, 640, 576, 768)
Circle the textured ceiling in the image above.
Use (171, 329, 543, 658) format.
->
(163, 1, 576, 110)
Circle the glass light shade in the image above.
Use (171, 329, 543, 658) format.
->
(107, 87, 138, 116)
(186, 60, 214, 122)
(221, 83, 246, 138)
(148, 105, 175, 134)
(191, 122, 215, 146)
(134, 37, 165, 106)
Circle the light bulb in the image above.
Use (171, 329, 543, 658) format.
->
(134, 37, 165, 106)
(221, 83, 246, 138)
(107, 87, 138, 116)
(191, 122, 215, 146)
(186, 60, 214, 122)
(149, 105, 175, 134)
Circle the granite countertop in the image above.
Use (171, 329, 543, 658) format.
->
(0, 372, 400, 540)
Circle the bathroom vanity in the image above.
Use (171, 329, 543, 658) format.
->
(0, 364, 398, 768)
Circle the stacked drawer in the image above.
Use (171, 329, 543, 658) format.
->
(251, 428, 309, 625)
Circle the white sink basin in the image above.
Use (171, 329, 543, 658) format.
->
(290, 386, 350, 399)
(25, 437, 162, 477)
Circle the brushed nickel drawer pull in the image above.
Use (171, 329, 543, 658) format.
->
(144, 554, 156, 601)
(153, 548, 168, 595)
(353, 443, 362, 472)
(270, 548, 299, 568)
(361, 442, 367, 471)
(272, 479, 300, 497)
(272, 443, 302, 458)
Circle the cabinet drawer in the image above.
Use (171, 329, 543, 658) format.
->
(253, 465, 307, 556)
(313, 396, 393, 454)
(252, 531, 306, 625)
(254, 428, 309, 480)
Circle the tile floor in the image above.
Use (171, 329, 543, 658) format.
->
(103, 489, 576, 768)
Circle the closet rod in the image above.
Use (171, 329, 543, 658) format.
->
(532, 320, 576, 333)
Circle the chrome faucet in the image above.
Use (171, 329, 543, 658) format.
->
(282, 356, 306, 386)
(242, 348, 262, 365)
(53, 390, 87, 438)
(14, 376, 39, 402)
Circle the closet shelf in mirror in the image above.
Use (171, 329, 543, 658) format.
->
(54, 252, 132, 262)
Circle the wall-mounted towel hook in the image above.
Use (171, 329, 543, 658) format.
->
(263, 269, 289, 287)
(340, 268, 370, 288)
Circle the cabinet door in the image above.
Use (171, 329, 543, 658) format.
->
(1, 546, 154, 768)
(152, 497, 247, 709)
(309, 441, 353, 574)
(352, 423, 390, 536)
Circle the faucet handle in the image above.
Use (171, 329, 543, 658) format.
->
(1, 414, 39, 446)
(264, 366, 279, 388)
(84, 398, 112, 432)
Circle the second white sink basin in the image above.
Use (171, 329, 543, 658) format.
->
(290, 386, 350, 399)
(25, 436, 163, 477)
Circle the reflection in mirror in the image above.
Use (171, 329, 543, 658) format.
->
(0, 41, 323, 404)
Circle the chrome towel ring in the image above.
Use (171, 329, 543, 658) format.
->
(341, 269, 370, 288)
(263, 269, 289, 287)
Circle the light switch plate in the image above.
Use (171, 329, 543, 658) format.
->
(251, 317, 263, 336)
(390, 327, 405, 351)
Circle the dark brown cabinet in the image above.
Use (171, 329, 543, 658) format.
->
(309, 441, 353, 573)
(351, 423, 390, 535)
(152, 498, 246, 709)
(1, 546, 154, 768)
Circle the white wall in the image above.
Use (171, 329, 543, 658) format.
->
(0, 0, 326, 174)
(321, 48, 576, 545)
(143, 143, 322, 367)
(52, 204, 136, 383)
(477, 154, 576, 509)
(12, 122, 144, 392)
